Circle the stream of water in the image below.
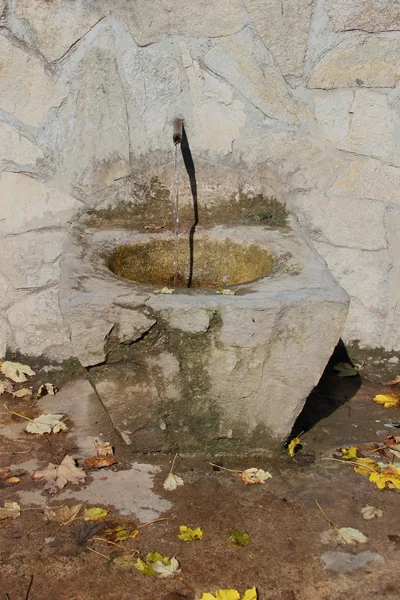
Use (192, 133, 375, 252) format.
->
(173, 143, 180, 287)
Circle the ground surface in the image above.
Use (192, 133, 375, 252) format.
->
(1, 357, 400, 600)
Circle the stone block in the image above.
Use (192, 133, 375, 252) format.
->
(383, 207, 400, 351)
(324, 0, 400, 32)
(332, 159, 400, 204)
(0, 173, 80, 235)
(0, 37, 67, 126)
(0, 122, 43, 164)
(243, 0, 313, 76)
(309, 38, 400, 89)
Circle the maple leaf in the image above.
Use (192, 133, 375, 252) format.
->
(178, 526, 203, 541)
(373, 393, 400, 408)
(84, 456, 117, 469)
(334, 362, 358, 377)
(369, 470, 400, 490)
(153, 557, 181, 578)
(341, 446, 358, 460)
(337, 527, 368, 545)
(353, 458, 380, 476)
(361, 506, 383, 520)
(0, 501, 21, 520)
(135, 557, 155, 577)
(288, 437, 301, 457)
(33, 455, 86, 490)
(45, 503, 82, 525)
(94, 439, 114, 458)
(12, 387, 32, 398)
(113, 554, 139, 571)
(200, 589, 257, 600)
(240, 468, 272, 485)
(228, 529, 250, 547)
(84, 507, 108, 521)
(26, 413, 67, 434)
(102, 520, 139, 542)
(163, 473, 184, 491)
(0, 361, 35, 382)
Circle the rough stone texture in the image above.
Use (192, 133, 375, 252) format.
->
(243, 0, 313, 77)
(0, 37, 67, 126)
(384, 208, 400, 351)
(308, 38, 400, 89)
(61, 225, 348, 453)
(0, 0, 5, 14)
(324, 0, 400, 33)
(0, 122, 43, 164)
(332, 159, 400, 204)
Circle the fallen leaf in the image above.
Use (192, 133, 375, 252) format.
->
(26, 413, 67, 434)
(373, 393, 400, 408)
(1, 361, 35, 382)
(113, 554, 139, 571)
(135, 557, 155, 577)
(228, 529, 250, 547)
(102, 520, 139, 542)
(242, 590, 257, 600)
(0, 379, 13, 394)
(84, 456, 117, 469)
(0, 469, 10, 479)
(45, 503, 82, 525)
(369, 470, 400, 490)
(163, 472, 184, 491)
(33, 455, 86, 490)
(156, 287, 174, 294)
(94, 439, 114, 458)
(71, 521, 104, 547)
(217, 289, 236, 295)
(12, 387, 32, 398)
(384, 435, 400, 450)
(200, 589, 257, 600)
(361, 506, 383, 520)
(337, 527, 368, 545)
(178, 526, 203, 541)
(240, 468, 272, 485)
(84, 507, 108, 522)
(341, 446, 358, 460)
(153, 557, 181, 578)
(334, 362, 358, 377)
(5, 477, 20, 485)
(353, 458, 380, 476)
(387, 376, 400, 386)
(288, 437, 302, 457)
(37, 383, 57, 397)
(0, 501, 21, 520)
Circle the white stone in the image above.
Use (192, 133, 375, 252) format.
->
(0, 122, 43, 164)
(6, 287, 72, 359)
(0, 37, 67, 126)
(0, 231, 65, 289)
(243, 0, 313, 76)
(116, 308, 156, 343)
(0, 1, 5, 14)
(324, 0, 400, 32)
(309, 38, 400, 89)
(0, 173, 80, 235)
(163, 308, 211, 334)
(15, 0, 107, 62)
(295, 192, 386, 251)
(63, 47, 130, 189)
(383, 207, 400, 351)
(332, 159, 400, 204)
(203, 32, 301, 124)
(313, 90, 398, 162)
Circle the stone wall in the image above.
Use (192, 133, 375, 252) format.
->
(0, 0, 399, 360)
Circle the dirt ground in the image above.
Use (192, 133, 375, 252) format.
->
(1, 352, 400, 600)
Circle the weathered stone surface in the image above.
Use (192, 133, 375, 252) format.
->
(332, 158, 400, 204)
(0, 319, 6, 359)
(0, 0, 5, 15)
(15, 0, 107, 62)
(295, 191, 386, 251)
(0, 173, 80, 235)
(203, 31, 301, 124)
(324, 0, 400, 32)
(0, 37, 67, 126)
(162, 308, 211, 334)
(0, 231, 65, 289)
(0, 122, 42, 165)
(123, 0, 244, 46)
(6, 287, 72, 359)
(313, 90, 398, 162)
(384, 207, 400, 351)
(64, 47, 130, 189)
(314, 243, 388, 347)
(116, 308, 156, 343)
(309, 38, 400, 89)
(243, 0, 312, 76)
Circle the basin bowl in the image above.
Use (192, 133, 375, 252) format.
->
(60, 224, 349, 455)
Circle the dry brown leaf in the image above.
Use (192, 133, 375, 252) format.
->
(387, 376, 400, 386)
(12, 387, 32, 398)
(33, 455, 86, 491)
(45, 503, 83, 525)
(37, 383, 57, 397)
(84, 456, 117, 469)
(240, 468, 272, 485)
(0, 379, 13, 394)
(1, 361, 35, 382)
(94, 439, 114, 458)
(0, 501, 21, 520)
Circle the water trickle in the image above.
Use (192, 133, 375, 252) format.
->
(173, 143, 180, 288)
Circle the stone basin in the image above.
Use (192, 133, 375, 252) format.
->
(60, 223, 349, 455)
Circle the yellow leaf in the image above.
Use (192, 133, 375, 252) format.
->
(341, 446, 358, 460)
(373, 393, 400, 408)
(83, 507, 108, 521)
(178, 525, 203, 541)
(240, 468, 272, 485)
(135, 557, 155, 577)
(0, 501, 21, 520)
(369, 471, 400, 490)
(288, 437, 301, 457)
(353, 458, 380, 477)
(200, 591, 241, 600)
(242, 588, 258, 600)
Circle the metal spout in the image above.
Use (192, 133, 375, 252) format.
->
(173, 118, 183, 145)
